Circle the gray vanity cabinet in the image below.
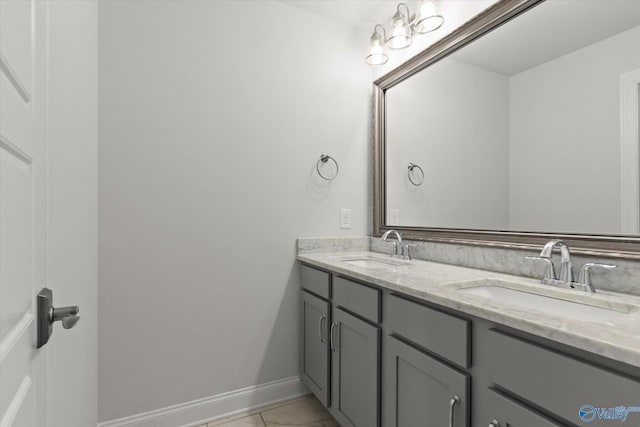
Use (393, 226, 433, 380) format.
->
(330, 307, 380, 427)
(300, 261, 640, 427)
(300, 265, 381, 426)
(486, 329, 640, 427)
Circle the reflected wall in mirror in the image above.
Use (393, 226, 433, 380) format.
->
(374, 0, 640, 256)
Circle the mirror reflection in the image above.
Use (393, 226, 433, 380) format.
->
(385, 0, 640, 236)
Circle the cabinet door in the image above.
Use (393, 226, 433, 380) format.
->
(331, 308, 380, 427)
(385, 337, 469, 427)
(301, 291, 330, 406)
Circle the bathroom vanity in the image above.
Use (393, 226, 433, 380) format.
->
(297, 252, 640, 427)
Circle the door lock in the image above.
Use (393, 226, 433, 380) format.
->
(37, 287, 80, 348)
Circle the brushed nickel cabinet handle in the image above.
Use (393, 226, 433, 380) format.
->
(449, 395, 460, 427)
(318, 315, 326, 343)
(329, 322, 338, 352)
(488, 420, 500, 427)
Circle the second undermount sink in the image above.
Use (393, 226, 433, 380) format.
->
(453, 279, 635, 323)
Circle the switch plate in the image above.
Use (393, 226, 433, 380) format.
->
(340, 209, 352, 229)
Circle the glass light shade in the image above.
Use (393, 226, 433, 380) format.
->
(392, 9, 406, 29)
(365, 44, 389, 65)
(365, 30, 388, 65)
(388, 25, 412, 49)
(414, 0, 444, 34)
(388, 5, 412, 49)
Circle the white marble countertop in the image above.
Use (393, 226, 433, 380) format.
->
(297, 251, 640, 368)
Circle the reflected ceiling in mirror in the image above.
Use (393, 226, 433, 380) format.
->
(373, 0, 640, 257)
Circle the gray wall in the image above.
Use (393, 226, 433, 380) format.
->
(386, 57, 510, 229)
(98, 0, 369, 422)
(509, 25, 640, 234)
(47, 1, 98, 426)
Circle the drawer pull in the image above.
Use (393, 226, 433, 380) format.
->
(318, 315, 326, 343)
(488, 420, 500, 427)
(330, 322, 339, 352)
(449, 395, 460, 427)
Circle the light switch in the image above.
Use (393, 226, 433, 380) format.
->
(340, 209, 352, 229)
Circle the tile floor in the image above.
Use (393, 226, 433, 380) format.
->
(197, 395, 339, 427)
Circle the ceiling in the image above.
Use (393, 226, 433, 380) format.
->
(451, 0, 640, 76)
(278, 0, 399, 28)
(277, 0, 640, 77)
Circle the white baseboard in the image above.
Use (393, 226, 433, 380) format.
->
(97, 376, 309, 427)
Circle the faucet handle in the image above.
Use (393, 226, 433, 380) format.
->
(576, 263, 616, 292)
(403, 244, 417, 261)
(525, 256, 556, 281)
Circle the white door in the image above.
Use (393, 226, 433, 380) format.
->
(621, 69, 640, 234)
(1, 0, 50, 426)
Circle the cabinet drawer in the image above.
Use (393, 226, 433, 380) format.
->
(388, 295, 470, 368)
(487, 329, 640, 426)
(333, 276, 381, 323)
(300, 264, 330, 299)
(485, 389, 560, 427)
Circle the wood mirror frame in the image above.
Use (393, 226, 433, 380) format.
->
(372, 0, 640, 259)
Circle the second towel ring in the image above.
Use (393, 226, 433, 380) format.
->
(407, 163, 424, 186)
(317, 154, 339, 181)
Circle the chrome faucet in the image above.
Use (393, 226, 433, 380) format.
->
(381, 229, 403, 256)
(539, 239, 573, 283)
(526, 240, 616, 293)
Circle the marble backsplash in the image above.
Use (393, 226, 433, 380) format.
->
(297, 237, 369, 254)
(298, 236, 640, 296)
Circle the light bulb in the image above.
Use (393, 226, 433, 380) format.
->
(366, 44, 388, 65)
(388, 26, 411, 49)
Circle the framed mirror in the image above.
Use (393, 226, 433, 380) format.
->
(373, 0, 640, 258)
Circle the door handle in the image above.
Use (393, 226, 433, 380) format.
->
(53, 305, 80, 329)
(37, 287, 80, 348)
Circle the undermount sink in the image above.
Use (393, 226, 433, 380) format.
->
(453, 280, 634, 323)
(335, 255, 408, 269)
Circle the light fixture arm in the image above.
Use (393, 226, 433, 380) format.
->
(396, 3, 411, 22)
(374, 24, 387, 42)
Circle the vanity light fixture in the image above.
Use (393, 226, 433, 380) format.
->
(365, 24, 389, 65)
(365, 0, 445, 65)
(388, 3, 412, 49)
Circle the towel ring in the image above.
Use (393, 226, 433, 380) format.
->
(317, 154, 339, 181)
(407, 163, 424, 186)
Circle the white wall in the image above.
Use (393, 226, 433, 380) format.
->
(509, 25, 640, 234)
(47, 1, 98, 426)
(98, 0, 369, 422)
(385, 57, 509, 229)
